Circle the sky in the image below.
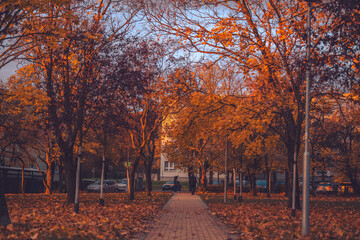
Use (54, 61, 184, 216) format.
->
(0, 61, 17, 83)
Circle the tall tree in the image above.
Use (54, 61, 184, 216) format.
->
(163, 63, 241, 191)
(0, 0, 43, 227)
(0, 0, 37, 70)
(23, 0, 137, 203)
(142, 0, 342, 207)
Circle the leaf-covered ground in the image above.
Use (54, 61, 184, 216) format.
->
(0, 192, 172, 239)
(201, 192, 360, 239)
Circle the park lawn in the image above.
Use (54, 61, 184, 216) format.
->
(201, 192, 360, 239)
(151, 181, 167, 191)
(1, 192, 172, 239)
(151, 180, 190, 191)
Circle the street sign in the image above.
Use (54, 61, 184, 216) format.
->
(124, 162, 131, 167)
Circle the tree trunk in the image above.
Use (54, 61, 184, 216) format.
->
(45, 162, 54, 194)
(58, 162, 63, 193)
(100, 154, 105, 206)
(311, 167, 316, 196)
(63, 151, 76, 203)
(198, 166, 202, 189)
(355, 169, 358, 195)
(0, 170, 11, 227)
(287, 144, 300, 209)
(199, 166, 207, 191)
(349, 169, 358, 195)
(251, 174, 257, 196)
(74, 146, 82, 212)
(21, 164, 25, 194)
(45, 143, 53, 194)
(288, 162, 300, 209)
(145, 165, 152, 197)
(128, 158, 140, 201)
(285, 170, 289, 197)
(233, 168, 237, 200)
(266, 169, 271, 198)
(45, 138, 54, 194)
(129, 166, 136, 200)
(144, 138, 156, 196)
(238, 172, 243, 202)
(226, 171, 230, 189)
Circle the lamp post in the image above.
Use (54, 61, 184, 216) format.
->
(91, 168, 95, 179)
(74, 146, 81, 213)
(224, 134, 228, 203)
(302, 0, 319, 236)
(100, 153, 105, 206)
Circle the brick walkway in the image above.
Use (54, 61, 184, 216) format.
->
(139, 192, 238, 240)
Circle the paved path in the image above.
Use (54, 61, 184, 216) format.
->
(140, 192, 237, 240)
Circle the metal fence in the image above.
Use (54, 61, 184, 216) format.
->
(0, 166, 44, 193)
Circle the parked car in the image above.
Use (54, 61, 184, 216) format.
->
(212, 180, 223, 186)
(256, 180, 267, 193)
(337, 182, 354, 195)
(162, 181, 182, 191)
(315, 182, 335, 193)
(274, 181, 286, 193)
(117, 178, 128, 192)
(86, 180, 120, 192)
(236, 180, 250, 192)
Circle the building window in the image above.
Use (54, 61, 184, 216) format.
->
(164, 161, 175, 171)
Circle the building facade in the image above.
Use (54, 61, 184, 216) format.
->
(160, 153, 188, 182)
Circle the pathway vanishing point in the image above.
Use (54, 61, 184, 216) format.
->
(138, 192, 238, 240)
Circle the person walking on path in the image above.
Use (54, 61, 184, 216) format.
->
(173, 176, 181, 192)
(140, 192, 238, 240)
(189, 174, 197, 195)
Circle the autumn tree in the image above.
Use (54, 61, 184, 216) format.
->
(0, 0, 39, 70)
(0, 87, 14, 227)
(122, 40, 175, 199)
(318, 0, 360, 95)
(0, 0, 45, 226)
(162, 62, 243, 191)
(317, 96, 360, 193)
(21, 0, 138, 203)
(5, 64, 60, 194)
(86, 37, 174, 200)
(142, 0, 352, 208)
(163, 98, 212, 191)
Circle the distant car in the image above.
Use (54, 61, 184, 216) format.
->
(256, 180, 267, 193)
(236, 180, 250, 192)
(315, 182, 335, 193)
(117, 178, 128, 192)
(212, 180, 223, 186)
(86, 180, 120, 193)
(162, 181, 181, 191)
(274, 182, 286, 193)
(337, 182, 354, 195)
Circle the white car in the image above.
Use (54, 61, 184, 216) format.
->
(116, 178, 128, 192)
(86, 180, 120, 192)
